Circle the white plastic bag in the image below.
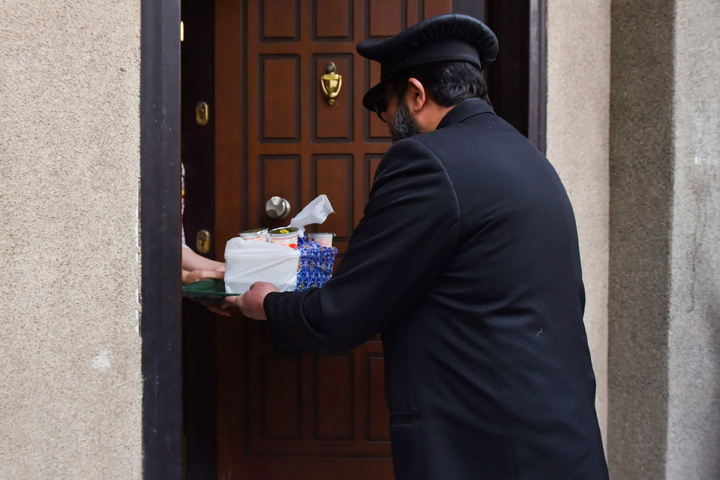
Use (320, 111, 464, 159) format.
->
(224, 238, 301, 294)
(223, 195, 335, 294)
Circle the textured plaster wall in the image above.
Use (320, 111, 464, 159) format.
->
(667, 0, 720, 478)
(0, 1, 142, 479)
(546, 0, 611, 441)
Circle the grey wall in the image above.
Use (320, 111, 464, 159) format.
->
(0, 1, 142, 478)
(608, 0, 674, 476)
(667, 0, 720, 478)
(608, 0, 720, 478)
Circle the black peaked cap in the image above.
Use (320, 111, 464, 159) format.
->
(357, 14, 498, 111)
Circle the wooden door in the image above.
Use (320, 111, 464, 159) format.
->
(214, 0, 453, 478)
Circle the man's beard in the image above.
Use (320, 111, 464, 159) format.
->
(390, 100, 421, 143)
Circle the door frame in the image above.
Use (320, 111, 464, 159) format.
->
(140, 0, 184, 479)
(528, 0, 548, 153)
(139, 0, 548, 477)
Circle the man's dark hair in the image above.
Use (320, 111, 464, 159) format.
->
(390, 61, 490, 108)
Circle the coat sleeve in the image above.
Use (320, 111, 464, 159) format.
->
(264, 138, 460, 354)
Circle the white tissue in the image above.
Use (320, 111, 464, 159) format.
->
(288, 194, 335, 237)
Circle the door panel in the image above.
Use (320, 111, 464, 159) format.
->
(245, 331, 389, 457)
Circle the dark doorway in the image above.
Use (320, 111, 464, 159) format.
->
(455, 0, 546, 152)
(181, 0, 219, 478)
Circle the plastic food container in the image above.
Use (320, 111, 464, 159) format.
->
(239, 228, 269, 242)
(308, 232, 335, 248)
(269, 227, 299, 248)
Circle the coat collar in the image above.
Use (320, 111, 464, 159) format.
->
(436, 97, 495, 130)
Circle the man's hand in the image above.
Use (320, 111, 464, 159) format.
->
(225, 281, 279, 320)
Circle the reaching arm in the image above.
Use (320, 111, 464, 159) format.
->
(261, 138, 461, 353)
(181, 247, 225, 284)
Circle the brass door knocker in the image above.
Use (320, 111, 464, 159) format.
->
(320, 62, 342, 106)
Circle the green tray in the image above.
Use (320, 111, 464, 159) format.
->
(182, 279, 239, 303)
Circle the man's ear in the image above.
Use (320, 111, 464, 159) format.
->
(406, 77, 426, 112)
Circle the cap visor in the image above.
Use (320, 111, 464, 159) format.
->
(363, 82, 386, 112)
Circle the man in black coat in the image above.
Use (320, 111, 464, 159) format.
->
(229, 14, 609, 480)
